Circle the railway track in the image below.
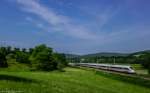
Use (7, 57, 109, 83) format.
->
(73, 65, 150, 81)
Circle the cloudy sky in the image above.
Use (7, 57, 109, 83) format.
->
(0, 0, 150, 54)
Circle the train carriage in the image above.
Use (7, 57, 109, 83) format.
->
(69, 63, 135, 74)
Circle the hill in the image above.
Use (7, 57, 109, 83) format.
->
(65, 50, 150, 58)
(65, 54, 80, 58)
(81, 52, 129, 58)
(130, 50, 150, 56)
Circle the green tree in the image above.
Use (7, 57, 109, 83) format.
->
(29, 48, 34, 54)
(29, 44, 57, 71)
(148, 67, 150, 74)
(6, 46, 12, 54)
(22, 48, 27, 53)
(16, 52, 30, 64)
(0, 47, 8, 67)
(13, 48, 20, 53)
(6, 53, 16, 64)
(140, 53, 150, 68)
(53, 53, 68, 70)
(10, 47, 30, 64)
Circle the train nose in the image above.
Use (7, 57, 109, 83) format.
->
(130, 70, 135, 74)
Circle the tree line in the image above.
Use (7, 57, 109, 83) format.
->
(0, 44, 68, 71)
(68, 56, 138, 64)
(134, 52, 150, 73)
(68, 53, 150, 74)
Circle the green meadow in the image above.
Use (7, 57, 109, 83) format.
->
(0, 67, 150, 93)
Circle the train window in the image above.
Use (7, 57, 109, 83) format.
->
(130, 67, 133, 69)
(122, 68, 129, 70)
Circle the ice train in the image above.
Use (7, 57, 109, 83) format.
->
(69, 63, 135, 74)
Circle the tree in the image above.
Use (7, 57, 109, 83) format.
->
(140, 53, 150, 69)
(53, 53, 68, 70)
(6, 53, 16, 64)
(16, 52, 30, 64)
(148, 67, 150, 74)
(0, 47, 8, 67)
(29, 48, 33, 54)
(6, 46, 12, 54)
(29, 44, 57, 71)
(0, 44, 67, 71)
(13, 48, 20, 53)
(22, 48, 27, 53)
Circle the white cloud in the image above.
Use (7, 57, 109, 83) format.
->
(96, 8, 119, 28)
(16, 0, 97, 40)
(5, 0, 150, 54)
(25, 16, 33, 22)
(36, 23, 44, 28)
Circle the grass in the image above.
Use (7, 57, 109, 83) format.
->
(95, 70, 150, 88)
(131, 64, 149, 75)
(0, 62, 30, 72)
(0, 67, 150, 93)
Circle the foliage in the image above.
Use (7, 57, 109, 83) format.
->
(68, 56, 137, 64)
(0, 44, 68, 71)
(148, 68, 150, 74)
(29, 44, 57, 71)
(135, 53, 150, 74)
(140, 53, 150, 68)
(53, 53, 67, 71)
(15, 51, 30, 64)
(0, 47, 8, 67)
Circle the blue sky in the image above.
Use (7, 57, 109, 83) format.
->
(0, 0, 150, 54)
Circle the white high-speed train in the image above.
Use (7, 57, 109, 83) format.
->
(69, 63, 135, 74)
